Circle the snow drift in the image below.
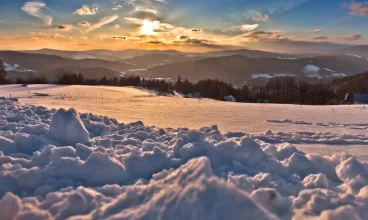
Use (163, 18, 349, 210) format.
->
(0, 98, 367, 219)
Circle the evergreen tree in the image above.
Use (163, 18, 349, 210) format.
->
(0, 60, 7, 84)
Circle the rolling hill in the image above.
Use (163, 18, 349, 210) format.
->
(0, 51, 133, 80)
(336, 45, 368, 57)
(140, 55, 368, 85)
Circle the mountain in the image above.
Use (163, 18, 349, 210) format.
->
(335, 45, 368, 57)
(121, 53, 197, 69)
(200, 49, 283, 58)
(139, 55, 368, 85)
(83, 49, 187, 59)
(0, 51, 133, 80)
(23, 49, 122, 61)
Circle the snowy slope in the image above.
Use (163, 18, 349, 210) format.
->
(1, 84, 368, 161)
(0, 97, 367, 219)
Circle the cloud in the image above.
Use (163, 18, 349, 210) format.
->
(234, 31, 285, 42)
(146, 40, 163, 44)
(268, 0, 309, 14)
(348, 1, 368, 16)
(334, 34, 362, 41)
(55, 25, 73, 31)
(87, 15, 119, 32)
(313, 36, 328, 41)
(124, 17, 174, 33)
(252, 12, 269, 22)
(241, 24, 260, 31)
(134, 6, 157, 15)
(21, 1, 53, 26)
(125, 0, 167, 19)
(112, 36, 140, 40)
(28, 32, 74, 40)
(113, 24, 120, 29)
(112, 5, 122, 11)
(225, 24, 259, 33)
(78, 21, 91, 27)
(74, 5, 98, 15)
(124, 17, 145, 25)
(192, 29, 203, 32)
(313, 29, 322, 33)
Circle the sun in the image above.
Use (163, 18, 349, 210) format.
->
(141, 20, 157, 35)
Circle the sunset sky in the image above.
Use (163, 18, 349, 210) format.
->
(0, 0, 368, 52)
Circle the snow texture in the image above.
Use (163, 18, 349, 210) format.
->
(252, 73, 295, 79)
(4, 63, 35, 73)
(302, 64, 323, 79)
(0, 98, 367, 219)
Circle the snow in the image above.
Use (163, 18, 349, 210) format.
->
(332, 73, 347, 77)
(253, 74, 273, 79)
(224, 95, 236, 102)
(1, 84, 368, 159)
(48, 108, 90, 146)
(277, 57, 299, 60)
(347, 54, 363, 59)
(4, 63, 35, 73)
(302, 64, 323, 79)
(0, 96, 367, 219)
(303, 64, 320, 73)
(252, 73, 295, 79)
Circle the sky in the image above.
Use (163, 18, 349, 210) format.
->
(0, 0, 368, 52)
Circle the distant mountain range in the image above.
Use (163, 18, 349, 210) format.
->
(336, 45, 368, 57)
(141, 54, 368, 85)
(0, 51, 133, 80)
(0, 45, 367, 85)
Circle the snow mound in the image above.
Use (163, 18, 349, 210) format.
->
(48, 108, 90, 146)
(0, 98, 367, 219)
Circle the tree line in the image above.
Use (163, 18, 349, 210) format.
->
(1, 60, 367, 105)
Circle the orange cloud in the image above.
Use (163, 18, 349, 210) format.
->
(349, 1, 368, 16)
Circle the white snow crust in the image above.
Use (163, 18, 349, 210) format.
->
(0, 97, 367, 219)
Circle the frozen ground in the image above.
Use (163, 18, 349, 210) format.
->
(0, 84, 368, 161)
(0, 96, 367, 219)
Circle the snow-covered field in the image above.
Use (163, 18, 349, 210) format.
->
(1, 84, 368, 161)
(0, 84, 367, 219)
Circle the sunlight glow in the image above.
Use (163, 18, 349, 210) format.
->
(141, 20, 158, 35)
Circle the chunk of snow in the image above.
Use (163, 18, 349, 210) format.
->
(48, 108, 90, 146)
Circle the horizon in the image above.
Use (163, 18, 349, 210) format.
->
(1, 44, 367, 54)
(0, 1, 368, 53)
